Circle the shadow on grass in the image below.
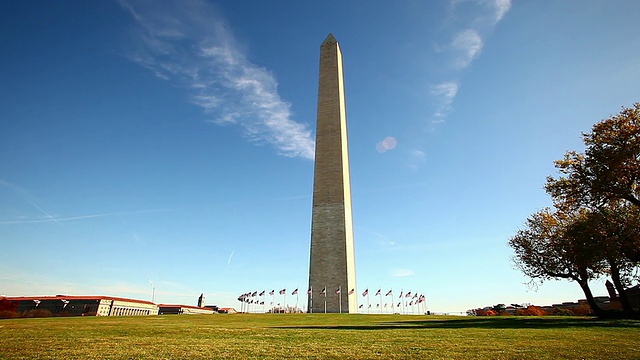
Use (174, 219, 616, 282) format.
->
(274, 317, 640, 331)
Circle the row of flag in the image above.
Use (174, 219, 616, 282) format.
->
(238, 288, 426, 302)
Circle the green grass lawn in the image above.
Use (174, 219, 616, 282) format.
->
(1, 314, 639, 359)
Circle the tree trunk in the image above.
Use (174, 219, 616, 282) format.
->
(609, 260, 635, 317)
(576, 277, 606, 318)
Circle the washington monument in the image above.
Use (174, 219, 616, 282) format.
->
(308, 34, 357, 313)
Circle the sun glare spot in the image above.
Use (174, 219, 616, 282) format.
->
(376, 136, 397, 153)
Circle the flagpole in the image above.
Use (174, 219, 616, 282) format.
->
(310, 286, 313, 314)
(367, 292, 370, 314)
(339, 286, 342, 314)
(378, 288, 382, 314)
(296, 289, 299, 313)
(324, 286, 327, 314)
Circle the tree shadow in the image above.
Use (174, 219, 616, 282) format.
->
(274, 317, 640, 331)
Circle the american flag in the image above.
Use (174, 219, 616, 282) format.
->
(409, 301, 414, 306)
(398, 291, 403, 298)
(251, 291, 258, 297)
(335, 288, 341, 295)
(259, 290, 265, 296)
(279, 288, 286, 295)
(375, 289, 381, 296)
(307, 288, 312, 295)
(385, 290, 392, 296)
(362, 289, 369, 297)
(320, 286, 327, 295)
(397, 302, 401, 307)
(292, 288, 298, 295)
(348, 288, 355, 295)
(405, 291, 412, 298)
(359, 304, 363, 308)
(269, 290, 275, 296)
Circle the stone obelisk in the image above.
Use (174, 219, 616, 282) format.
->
(308, 34, 357, 313)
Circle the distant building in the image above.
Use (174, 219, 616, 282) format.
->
(157, 304, 214, 315)
(218, 307, 237, 314)
(1, 295, 158, 316)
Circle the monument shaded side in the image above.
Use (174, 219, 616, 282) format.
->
(308, 34, 357, 313)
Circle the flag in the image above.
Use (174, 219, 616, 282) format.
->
(359, 304, 363, 308)
(259, 290, 265, 296)
(376, 304, 379, 307)
(269, 290, 275, 296)
(348, 288, 355, 295)
(279, 288, 286, 295)
(307, 288, 312, 295)
(375, 289, 381, 296)
(260, 301, 264, 305)
(384, 303, 387, 308)
(385, 290, 392, 296)
(335, 288, 341, 295)
(252, 291, 258, 297)
(398, 291, 403, 298)
(405, 291, 412, 298)
(397, 302, 401, 307)
(409, 301, 414, 306)
(320, 286, 326, 295)
(413, 293, 418, 299)
(292, 288, 298, 295)
(362, 289, 369, 297)
(368, 304, 371, 308)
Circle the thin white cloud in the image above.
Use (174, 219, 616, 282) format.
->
(430, 81, 458, 123)
(452, 29, 483, 69)
(227, 250, 235, 266)
(119, 0, 315, 160)
(0, 209, 172, 225)
(427, 0, 510, 127)
(392, 269, 415, 277)
(493, 0, 512, 24)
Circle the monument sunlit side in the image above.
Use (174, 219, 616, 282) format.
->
(308, 34, 357, 313)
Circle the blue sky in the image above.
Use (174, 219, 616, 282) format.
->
(1, 0, 639, 313)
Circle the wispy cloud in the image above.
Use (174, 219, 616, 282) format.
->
(227, 250, 235, 266)
(0, 209, 171, 225)
(119, 0, 315, 159)
(392, 269, 415, 277)
(430, 81, 458, 123)
(493, 0, 512, 24)
(452, 29, 483, 69)
(428, 0, 511, 125)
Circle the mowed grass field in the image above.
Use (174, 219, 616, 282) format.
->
(1, 314, 639, 359)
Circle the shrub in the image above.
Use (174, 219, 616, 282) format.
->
(551, 308, 574, 316)
(0, 310, 19, 319)
(23, 309, 53, 318)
